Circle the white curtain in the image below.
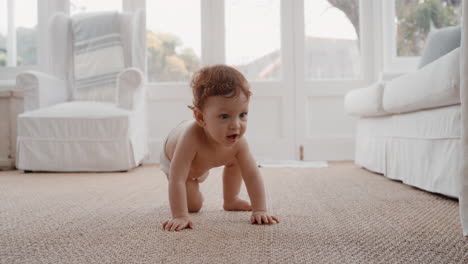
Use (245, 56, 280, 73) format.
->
(460, 0, 468, 236)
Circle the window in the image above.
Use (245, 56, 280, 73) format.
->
(225, 0, 281, 81)
(146, 0, 201, 83)
(0, 0, 6, 66)
(70, 0, 122, 16)
(0, 0, 38, 67)
(304, 0, 361, 80)
(395, 0, 462, 57)
(383, 0, 462, 72)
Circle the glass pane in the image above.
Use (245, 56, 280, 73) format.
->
(225, 0, 281, 81)
(15, 0, 38, 66)
(70, 0, 122, 16)
(146, 0, 201, 83)
(304, 0, 361, 80)
(0, 0, 6, 67)
(395, 0, 462, 57)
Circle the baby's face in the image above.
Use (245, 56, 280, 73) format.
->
(201, 93, 249, 147)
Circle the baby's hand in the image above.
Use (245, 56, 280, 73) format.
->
(250, 211, 280, 225)
(162, 216, 193, 231)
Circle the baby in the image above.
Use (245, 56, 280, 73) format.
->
(160, 65, 279, 231)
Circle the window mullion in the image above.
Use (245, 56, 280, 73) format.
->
(123, 0, 145, 13)
(7, 0, 16, 67)
(280, 0, 294, 86)
(201, 0, 211, 66)
(38, 0, 51, 72)
(201, 0, 224, 66)
(211, 0, 224, 64)
(292, 0, 304, 85)
(382, 0, 394, 73)
(359, 0, 378, 83)
(382, 0, 418, 74)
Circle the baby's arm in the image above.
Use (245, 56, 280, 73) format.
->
(235, 138, 279, 225)
(162, 131, 196, 231)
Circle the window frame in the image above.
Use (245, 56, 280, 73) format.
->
(146, 0, 220, 98)
(1, 0, 375, 86)
(147, 0, 372, 89)
(147, 0, 291, 89)
(293, 0, 375, 98)
(381, 0, 420, 74)
(0, 0, 41, 79)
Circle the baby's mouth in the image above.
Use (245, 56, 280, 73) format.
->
(227, 134, 239, 141)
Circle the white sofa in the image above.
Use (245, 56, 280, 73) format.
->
(348, 1, 468, 237)
(345, 47, 461, 199)
(351, 3, 468, 236)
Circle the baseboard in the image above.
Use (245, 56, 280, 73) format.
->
(302, 137, 355, 161)
(0, 158, 15, 170)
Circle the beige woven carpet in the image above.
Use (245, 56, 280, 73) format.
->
(0, 163, 466, 264)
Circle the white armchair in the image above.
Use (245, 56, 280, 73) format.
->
(15, 10, 148, 172)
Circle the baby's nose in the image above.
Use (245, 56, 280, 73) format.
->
(230, 118, 241, 129)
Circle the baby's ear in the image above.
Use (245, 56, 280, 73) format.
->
(193, 108, 206, 127)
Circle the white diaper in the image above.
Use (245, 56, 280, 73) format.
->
(159, 141, 171, 176)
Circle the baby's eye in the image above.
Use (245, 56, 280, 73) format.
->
(219, 114, 229, 119)
(240, 112, 248, 118)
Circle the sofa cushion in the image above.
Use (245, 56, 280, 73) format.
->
(383, 47, 460, 114)
(344, 82, 389, 117)
(418, 25, 461, 68)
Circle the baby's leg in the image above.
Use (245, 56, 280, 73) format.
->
(186, 179, 203, 213)
(223, 163, 252, 211)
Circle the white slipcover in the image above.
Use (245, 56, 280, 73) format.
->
(383, 48, 460, 114)
(346, 9, 467, 234)
(355, 105, 461, 198)
(459, 0, 468, 236)
(15, 10, 148, 172)
(344, 81, 389, 117)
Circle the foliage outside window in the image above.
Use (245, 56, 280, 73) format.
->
(0, 0, 38, 67)
(16, 27, 37, 66)
(0, 45, 6, 67)
(146, 0, 201, 83)
(396, 0, 462, 57)
(146, 31, 200, 83)
(0, 0, 6, 66)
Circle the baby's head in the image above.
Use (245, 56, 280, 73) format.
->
(189, 65, 251, 111)
(189, 65, 251, 146)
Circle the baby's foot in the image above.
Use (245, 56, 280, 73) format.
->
(223, 198, 252, 211)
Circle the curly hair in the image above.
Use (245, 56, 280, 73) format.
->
(188, 65, 251, 110)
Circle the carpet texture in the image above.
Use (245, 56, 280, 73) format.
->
(0, 164, 466, 263)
